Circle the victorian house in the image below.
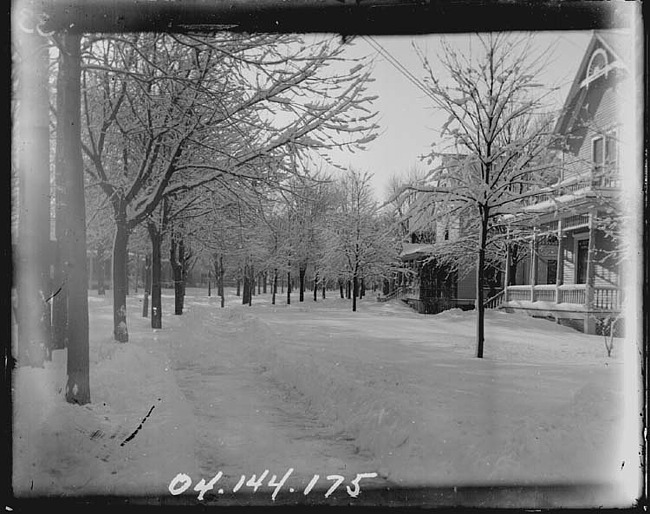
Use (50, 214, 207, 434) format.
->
(495, 30, 628, 334)
(392, 31, 627, 332)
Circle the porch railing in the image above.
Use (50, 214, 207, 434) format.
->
(504, 283, 620, 311)
(558, 284, 586, 305)
(377, 285, 413, 302)
(523, 171, 619, 207)
(484, 290, 505, 309)
(593, 285, 621, 310)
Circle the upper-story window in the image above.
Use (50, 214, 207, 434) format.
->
(582, 48, 609, 88)
(588, 49, 607, 77)
(592, 130, 618, 185)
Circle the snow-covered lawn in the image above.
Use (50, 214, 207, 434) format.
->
(11, 287, 639, 507)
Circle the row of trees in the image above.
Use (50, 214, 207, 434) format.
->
(13, 27, 400, 405)
(107, 167, 399, 318)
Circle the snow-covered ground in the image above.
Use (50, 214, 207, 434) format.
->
(11, 287, 640, 508)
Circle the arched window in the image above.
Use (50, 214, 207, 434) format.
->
(585, 48, 608, 84)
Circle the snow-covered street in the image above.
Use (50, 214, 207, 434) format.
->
(11, 288, 637, 508)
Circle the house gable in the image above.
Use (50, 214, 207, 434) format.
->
(554, 31, 628, 183)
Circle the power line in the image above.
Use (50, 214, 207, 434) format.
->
(362, 35, 440, 107)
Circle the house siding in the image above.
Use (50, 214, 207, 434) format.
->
(564, 70, 621, 182)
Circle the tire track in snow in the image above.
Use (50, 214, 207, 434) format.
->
(167, 304, 390, 503)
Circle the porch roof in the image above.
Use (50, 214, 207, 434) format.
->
(399, 243, 436, 261)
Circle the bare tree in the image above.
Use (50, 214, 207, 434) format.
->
(56, 32, 91, 403)
(406, 33, 558, 357)
(80, 32, 378, 342)
(323, 169, 397, 312)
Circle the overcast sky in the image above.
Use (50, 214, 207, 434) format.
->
(327, 30, 593, 201)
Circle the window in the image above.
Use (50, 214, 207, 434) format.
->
(583, 48, 608, 87)
(605, 132, 617, 168)
(592, 136, 604, 174)
(592, 131, 618, 184)
(587, 49, 607, 79)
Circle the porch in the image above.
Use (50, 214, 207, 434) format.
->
(488, 283, 620, 310)
(492, 207, 622, 334)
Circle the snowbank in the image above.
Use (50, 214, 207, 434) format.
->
(225, 295, 629, 502)
(11, 288, 636, 508)
(12, 294, 199, 498)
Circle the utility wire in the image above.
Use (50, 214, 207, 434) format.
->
(362, 35, 440, 107)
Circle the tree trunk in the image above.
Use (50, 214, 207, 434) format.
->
(142, 253, 151, 318)
(97, 244, 106, 296)
(263, 272, 267, 294)
(352, 274, 358, 312)
(299, 265, 306, 302)
(313, 271, 318, 302)
(272, 268, 278, 305)
(112, 206, 129, 342)
(242, 265, 250, 305)
(170, 237, 184, 315)
(57, 33, 90, 402)
(287, 269, 291, 305)
(219, 254, 225, 308)
(236, 278, 241, 297)
(339, 279, 344, 299)
(125, 252, 130, 296)
(360, 277, 365, 298)
(208, 276, 211, 297)
(249, 266, 254, 306)
(147, 223, 162, 329)
(475, 209, 489, 358)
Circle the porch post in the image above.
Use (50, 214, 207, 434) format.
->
(555, 219, 564, 304)
(530, 229, 538, 302)
(503, 227, 511, 303)
(584, 211, 596, 334)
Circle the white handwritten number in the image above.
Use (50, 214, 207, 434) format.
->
(324, 475, 345, 498)
(168, 473, 192, 495)
(303, 474, 319, 496)
(246, 470, 269, 493)
(346, 472, 378, 498)
(233, 475, 246, 493)
(194, 472, 223, 501)
(268, 468, 294, 501)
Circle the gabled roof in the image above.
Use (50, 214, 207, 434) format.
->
(553, 30, 629, 137)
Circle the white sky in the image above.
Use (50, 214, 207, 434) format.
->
(327, 31, 592, 201)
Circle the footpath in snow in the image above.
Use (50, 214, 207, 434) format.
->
(10, 288, 640, 508)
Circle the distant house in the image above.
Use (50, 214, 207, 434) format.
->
(394, 155, 499, 314)
(495, 30, 628, 334)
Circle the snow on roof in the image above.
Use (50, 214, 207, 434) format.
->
(399, 243, 437, 260)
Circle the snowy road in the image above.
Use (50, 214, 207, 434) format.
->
(165, 298, 391, 504)
(160, 289, 628, 506)
(14, 288, 633, 508)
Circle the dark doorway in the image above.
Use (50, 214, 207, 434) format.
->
(576, 239, 589, 284)
(546, 259, 557, 285)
